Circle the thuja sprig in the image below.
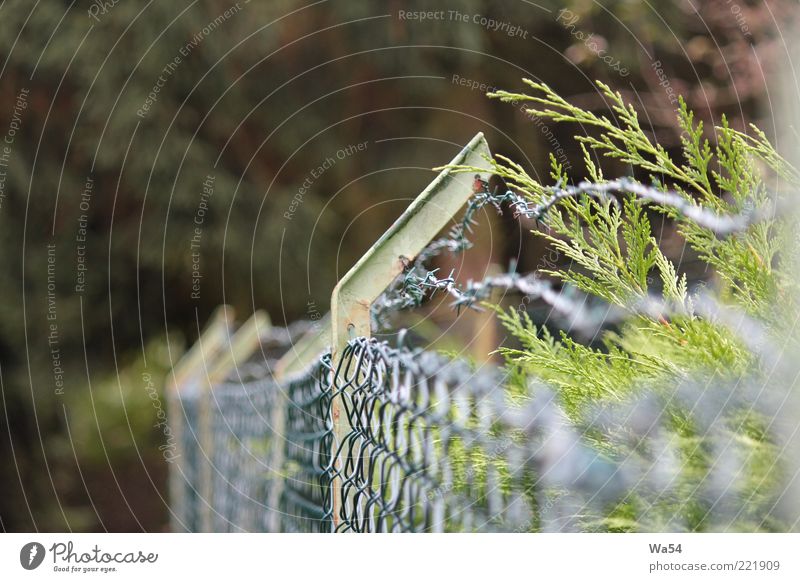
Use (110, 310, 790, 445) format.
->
(443, 78, 798, 532)
(448, 78, 799, 315)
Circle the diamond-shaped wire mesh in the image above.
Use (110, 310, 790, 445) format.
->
(170, 331, 794, 532)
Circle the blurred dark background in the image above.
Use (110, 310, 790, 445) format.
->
(0, 0, 795, 531)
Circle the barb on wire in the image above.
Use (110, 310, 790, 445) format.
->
(373, 172, 771, 331)
(372, 175, 618, 330)
(375, 260, 619, 338)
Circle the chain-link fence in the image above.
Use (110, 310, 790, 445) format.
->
(168, 326, 795, 532)
(167, 134, 798, 532)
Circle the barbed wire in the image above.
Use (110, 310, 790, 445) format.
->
(373, 174, 769, 334)
(553, 177, 769, 235)
(370, 176, 610, 329)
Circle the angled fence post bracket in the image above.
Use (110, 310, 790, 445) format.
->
(327, 132, 493, 528)
(274, 132, 493, 379)
(331, 132, 492, 356)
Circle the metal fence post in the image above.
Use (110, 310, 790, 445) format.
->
(274, 313, 330, 380)
(206, 310, 270, 385)
(168, 305, 235, 532)
(177, 135, 494, 532)
(327, 133, 493, 529)
(199, 310, 270, 532)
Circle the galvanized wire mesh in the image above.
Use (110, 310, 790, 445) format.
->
(328, 337, 534, 532)
(169, 376, 283, 532)
(169, 330, 796, 532)
(169, 336, 537, 532)
(169, 382, 202, 532)
(278, 353, 334, 532)
(208, 377, 281, 532)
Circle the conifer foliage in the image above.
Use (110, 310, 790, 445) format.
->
(451, 80, 800, 531)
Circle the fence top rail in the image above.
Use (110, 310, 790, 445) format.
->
(275, 132, 493, 380)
